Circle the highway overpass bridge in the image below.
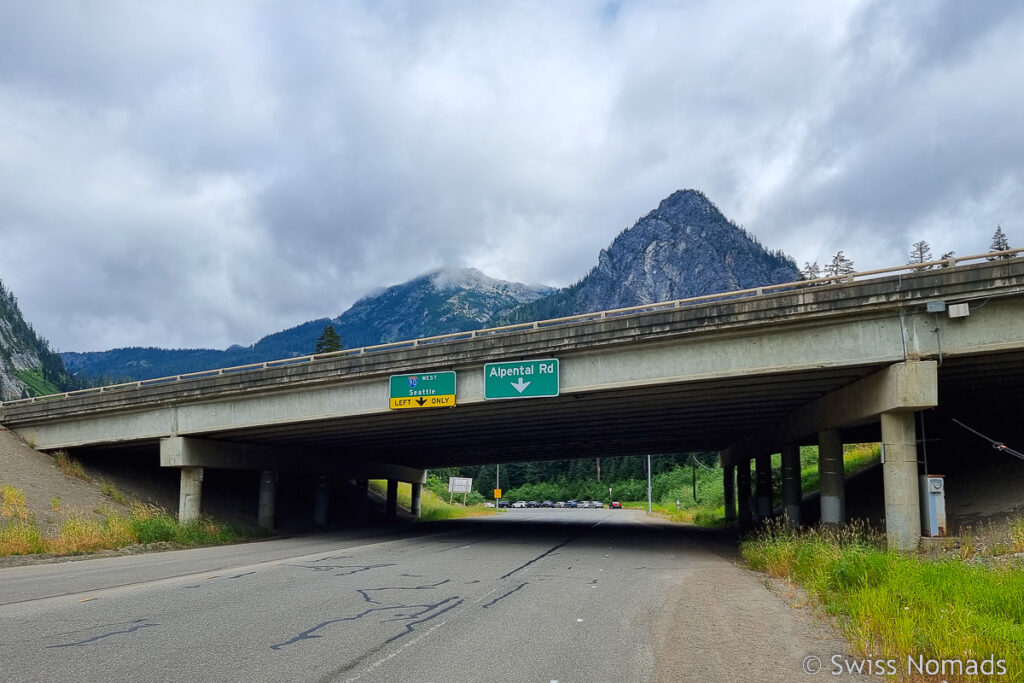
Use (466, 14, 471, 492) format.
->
(4, 255, 1024, 550)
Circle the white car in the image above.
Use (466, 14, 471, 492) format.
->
(512, 500, 527, 508)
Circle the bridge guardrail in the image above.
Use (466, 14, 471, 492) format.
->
(3, 249, 1021, 407)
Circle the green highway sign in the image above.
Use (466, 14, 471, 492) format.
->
(389, 371, 457, 410)
(484, 359, 559, 400)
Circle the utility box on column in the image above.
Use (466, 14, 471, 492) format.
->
(919, 475, 947, 537)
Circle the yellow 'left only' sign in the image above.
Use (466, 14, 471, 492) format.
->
(388, 372, 457, 410)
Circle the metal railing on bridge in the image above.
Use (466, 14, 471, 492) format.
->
(3, 249, 1020, 407)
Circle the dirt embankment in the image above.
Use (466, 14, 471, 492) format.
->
(0, 426, 133, 536)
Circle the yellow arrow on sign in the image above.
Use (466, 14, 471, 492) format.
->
(389, 395, 456, 410)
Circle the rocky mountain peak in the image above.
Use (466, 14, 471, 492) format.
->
(503, 189, 800, 322)
(654, 188, 719, 218)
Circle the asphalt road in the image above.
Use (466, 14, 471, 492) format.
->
(0, 509, 870, 682)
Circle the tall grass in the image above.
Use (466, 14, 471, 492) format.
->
(54, 451, 88, 480)
(742, 520, 1024, 680)
(1, 484, 29, 520)
(1011, 519, 1024, 553)
(101, 479, 128, 504)
(0, 522, 44, 555)
(0, 485, 250, 557)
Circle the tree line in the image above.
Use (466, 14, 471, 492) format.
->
(428, 453, 719, 499)
(800, 226, 1014, 280)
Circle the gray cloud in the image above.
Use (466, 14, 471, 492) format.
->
(1, 1, 1021, 351)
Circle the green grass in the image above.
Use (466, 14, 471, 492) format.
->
(15, 368, 61, 397)
(368, 480, 496, 521)
(101, 479, 128, 504)
(614, 443, 882, 527)
(0, 485, 252, 556)
(742, 521, 1024, 680)
(54, 451, 88, 480)
(1, 484, 29, 520)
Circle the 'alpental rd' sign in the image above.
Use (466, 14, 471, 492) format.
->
(484, 359, 559, 400)
(389, 371, 456, 410)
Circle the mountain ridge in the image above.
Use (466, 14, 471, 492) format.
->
(58, 188, 800, 384)
(61, 268, 553, 382)
(0, 278, 72, 400)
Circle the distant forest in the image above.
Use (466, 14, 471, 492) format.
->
(431, 452, 718, 501)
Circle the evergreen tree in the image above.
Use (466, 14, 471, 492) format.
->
(801, 261, 821, 280)
(908, 240, 932, 265)
(314, 325, 343, 353)
(824, 251, 855, 277)
(988, 226, 1012, 259)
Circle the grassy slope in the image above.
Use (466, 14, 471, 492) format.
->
(1, 484, 251, 556)
(0, 450, 252, 557)
(368, 480, 496, 521)
(742, 523, 1024, 681)
(15, 368, 61, 397)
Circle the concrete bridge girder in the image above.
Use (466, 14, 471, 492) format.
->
(158, 436, 426, 482)
(10, 290, 1005, 454)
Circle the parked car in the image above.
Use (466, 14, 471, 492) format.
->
(497, 500, 510, 508)
(512, 501, 527, 508)
(610, 501, 622, 509)
(565, 500, 578, 508)
(541, 500, 554, 508)
(483, 502, 495, 508)
(590, 501, 604, 508)
(526, 500, 539, 508)
(579, 500, 591, 508)
(553, 501, 565, 508)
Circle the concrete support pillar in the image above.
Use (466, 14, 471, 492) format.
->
(258, 470, 278, 531)
(410, 482, 422, 519)
(755, 453, 773, 520)
(781, 445, 802, 527)
(723, 464, 737, 525)
(179, 466, 203, 522)
(818, 429, 846, 526)
(881, 412, 922, 551)
(354, 478, 369, 524)
(736, 460, 752, 526)
(314, 475, 330, 527)
(386, 479, 399, 518)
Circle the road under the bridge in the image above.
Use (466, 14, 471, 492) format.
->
(0, 510, 878, 683)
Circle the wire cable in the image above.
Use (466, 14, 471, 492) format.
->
(940, 413, 1024, 462)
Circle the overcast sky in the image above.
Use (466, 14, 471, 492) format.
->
(2, 1, 1022, 352)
